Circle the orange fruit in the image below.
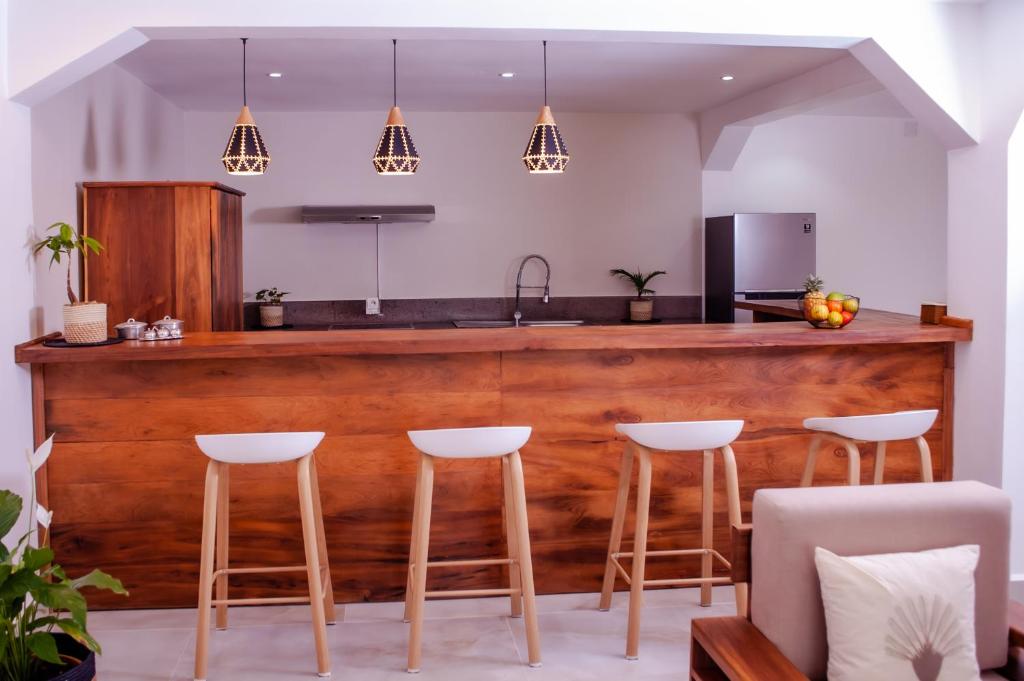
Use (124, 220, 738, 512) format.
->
(827, 300, 844, 313)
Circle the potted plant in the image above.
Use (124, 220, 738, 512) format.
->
(0, 436, 127, 680)
(610, 268, 666, 321)
(32, 223, 106, 344)
(255, 287, 290, 328)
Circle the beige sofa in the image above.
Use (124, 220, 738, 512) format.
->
(690, 481, 1023, 680)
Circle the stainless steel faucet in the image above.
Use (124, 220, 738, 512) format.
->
(514, 254, 551, 327)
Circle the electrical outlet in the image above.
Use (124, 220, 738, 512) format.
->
(365, 297, 381, 315)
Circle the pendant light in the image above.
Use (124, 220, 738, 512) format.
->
(221, 38, 270, 176)
(522, 40, 570, 174)
(373, 39, 420, 175)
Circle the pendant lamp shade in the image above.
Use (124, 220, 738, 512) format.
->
(222, 38, 270, 176)
(522, 105, 569, 173)
(374, 39, 420, 175)
(222, 105, 270, 175)
(522, 40, 569, 174)
(373, 105, 420, 175)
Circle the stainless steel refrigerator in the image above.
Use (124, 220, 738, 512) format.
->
(704, 213, 816, 323)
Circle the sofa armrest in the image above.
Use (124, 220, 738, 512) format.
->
(691, 617, 809, 681)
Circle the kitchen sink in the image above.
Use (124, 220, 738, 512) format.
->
(452, 320, 585, 328)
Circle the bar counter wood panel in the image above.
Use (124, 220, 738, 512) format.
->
(33, 337, 955, 609)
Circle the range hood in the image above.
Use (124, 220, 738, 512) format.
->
(300, 205, 435, 224)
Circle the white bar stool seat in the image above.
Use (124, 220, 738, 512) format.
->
(616, 420, 744, 452)
(404, 426, 541, 673)
(407, 426, 531, 459)
(801, 409, 939, 486)
(192, 432, 335, 681)
(196, 431, 326, 464)
(600, 419, 747, 661)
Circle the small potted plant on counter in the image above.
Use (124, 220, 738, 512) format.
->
(610, 267, 666, 322)
(32, 222, 106, 344)
(0, 436, 127, 681)
(255, 287, 290, 328)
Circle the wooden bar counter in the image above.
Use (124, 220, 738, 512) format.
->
(15, 313, 970, 609)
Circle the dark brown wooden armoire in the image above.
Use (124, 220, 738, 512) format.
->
(82, 181, 244, 333)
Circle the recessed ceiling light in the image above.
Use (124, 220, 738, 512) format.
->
(267, 72, 283, 78)
(721, 74, 735, 81)
(500, 72, 516, 78)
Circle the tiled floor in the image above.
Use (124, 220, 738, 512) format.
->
(89, 586, 737, 680)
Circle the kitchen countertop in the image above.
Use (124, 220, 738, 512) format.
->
(15, 310, 971, 364)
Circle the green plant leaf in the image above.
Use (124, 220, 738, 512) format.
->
(20, 546, 53, 572)
(58, 224, 72, 242)
(0, 570, 43, 602)
(26, 631, 63, 665)
(0, 490, 23, 538)
(56, 619, 102, 654)
(33, 581, 87, 625)
(70, 569, 128, 596)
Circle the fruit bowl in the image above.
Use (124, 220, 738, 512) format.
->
(797, 293, 860, 329)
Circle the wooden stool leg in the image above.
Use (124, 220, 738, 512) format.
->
(599, 443, 634, 611)
(700, 449, 714, 607)
(508, 450, 542, 667)
(297, 455, 331, 678)
(626, 446, 652, 660)
(873, 441, 887, 485)
(403, 455, 424, 623)
(407, 454, 434, 673)
(915, 436, 934, 482)
(720, 445, 748, 618)
(215, 465, 230, 631)
(501, 456, 523, 618)
(308, 457, 337, 625)
(843, 440, 862, 485)
(194, 461, 221, 681)
(800, 434, 823, 487)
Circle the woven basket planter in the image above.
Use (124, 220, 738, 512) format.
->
(260, 304, 284, 328)
(629, 299, 654, 322)
(63, 302, 107, 344)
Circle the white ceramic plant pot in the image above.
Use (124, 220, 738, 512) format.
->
(629, 298, 654, 322)
(63, 302, 107, 344)
(260, 304, 284, 328)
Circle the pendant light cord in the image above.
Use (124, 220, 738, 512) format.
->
(543, 40, 548, 106)
(392, 38, 398, 108)
(241, 37, 248, 106)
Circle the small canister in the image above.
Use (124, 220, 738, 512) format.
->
(114, 317, 148, 340)
(152, 315, 185, 338)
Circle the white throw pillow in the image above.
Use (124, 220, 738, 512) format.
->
(814, 544, 981, 681)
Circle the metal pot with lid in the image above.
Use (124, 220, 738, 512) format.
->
(114, 317, 148, 340)
(152, 315, 184, 337)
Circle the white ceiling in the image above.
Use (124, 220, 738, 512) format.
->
(115, 38, 850, 114)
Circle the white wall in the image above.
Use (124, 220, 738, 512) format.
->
(0, 0, 35, 537)
(184, 110, 702, 300)
(703, 114, 947, 314)
(30, 63, 185, 331)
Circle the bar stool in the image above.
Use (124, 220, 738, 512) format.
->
(800, 409, 938, 486)
(598, 420, 747, 661)
(403, 426, 541, 673)
(193, 432, 335, 681)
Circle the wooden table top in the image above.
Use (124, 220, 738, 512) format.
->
(15, 311, 971, 364)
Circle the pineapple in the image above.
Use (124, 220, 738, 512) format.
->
(803, 274, 825, 314)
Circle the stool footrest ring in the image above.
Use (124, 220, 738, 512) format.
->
(213, 565, 310, 578)
(414, 557, 514, 570)
(210, 596, 312, 606)
(424, 588, 516, 599)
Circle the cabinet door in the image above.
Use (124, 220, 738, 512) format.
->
(84, 186, 176, 331)
(210, 190, 243, 331)
(173, 187, 214, 332)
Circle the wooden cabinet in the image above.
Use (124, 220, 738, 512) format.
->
(82, 181, 245, 333)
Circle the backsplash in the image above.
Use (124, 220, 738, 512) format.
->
(244, 296, 701, 329)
